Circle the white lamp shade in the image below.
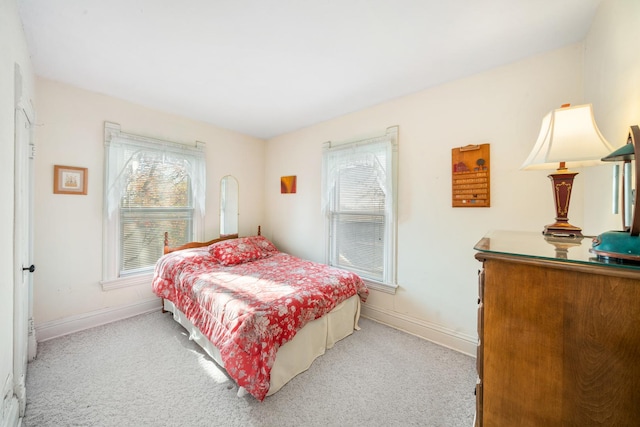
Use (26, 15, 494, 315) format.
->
(521, 104, 613, 170)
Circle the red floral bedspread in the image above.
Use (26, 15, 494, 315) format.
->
(151, 241, 368, 401)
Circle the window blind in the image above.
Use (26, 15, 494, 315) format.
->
(103, 122, 205, 281)
(323, 127, 398, 288)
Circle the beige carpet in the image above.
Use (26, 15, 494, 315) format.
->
(24, 311, 476, 426)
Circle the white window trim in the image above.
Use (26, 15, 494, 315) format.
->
(363, 278, 399, 295)
(100, 272, 153, 291)
(322, 126, 399, 294)
(100, 122, 205, 291)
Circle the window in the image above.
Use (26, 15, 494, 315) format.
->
(101, 122, 205, 289)
(322, 126, 398, 293)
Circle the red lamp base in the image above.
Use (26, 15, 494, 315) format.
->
(544, 169, 582, 237)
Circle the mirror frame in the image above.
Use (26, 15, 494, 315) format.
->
(220, 175, 239, 236)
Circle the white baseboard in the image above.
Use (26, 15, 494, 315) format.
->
(1, 399, 18, 427)
(1, 373, 19, 427)
(361, 305, 478, 357)
(34, 298, 477, 356)
(35, 298, 162, 342)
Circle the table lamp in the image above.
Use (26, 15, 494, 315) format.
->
(521, 103, 613, 236)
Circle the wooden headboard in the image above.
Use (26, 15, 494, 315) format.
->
(163, 226, 261, 254)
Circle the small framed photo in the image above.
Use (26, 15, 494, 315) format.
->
(53, 165, 88, 195)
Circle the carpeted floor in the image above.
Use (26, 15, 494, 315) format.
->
(24, 311, 476, 427)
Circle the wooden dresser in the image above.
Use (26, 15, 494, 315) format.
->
(474, 231, 640, 427)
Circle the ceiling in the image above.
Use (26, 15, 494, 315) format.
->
(18, 0, 604, 139)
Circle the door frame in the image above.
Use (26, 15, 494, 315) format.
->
(13, 63, 35, 420)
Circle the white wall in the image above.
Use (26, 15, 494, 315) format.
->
(265, 0, 640, 356)
(583, 0, 640, 233)
(265, 44, 587, 354)
(265, 44, 583, 353)
(1, 0, 35, 424)
(26, 0, 640, 356)
(32, 78, 265, 331)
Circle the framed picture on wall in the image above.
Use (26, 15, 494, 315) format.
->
(281, 175, 297, 193)
(53, 165, 88, 195)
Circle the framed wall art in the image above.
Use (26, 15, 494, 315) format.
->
(280, 175, 297, 194)
(53, 165, 88, 195)
(451, 143, 490, 207)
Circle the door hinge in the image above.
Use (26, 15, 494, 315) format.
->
(28, 318, 35, 337)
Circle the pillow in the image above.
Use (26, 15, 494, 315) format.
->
(208, 237, 263, 266)
(246, 235, 279, 256)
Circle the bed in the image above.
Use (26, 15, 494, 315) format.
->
(151, 230, 368, 401)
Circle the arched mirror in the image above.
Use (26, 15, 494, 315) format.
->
(220, 175, 239, 236)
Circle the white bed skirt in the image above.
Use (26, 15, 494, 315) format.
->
(163, 294, 362, 398)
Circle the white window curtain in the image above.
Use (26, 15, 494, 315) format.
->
(322, 126, 398, 293)
(101, 122, 206, 289)
(105, 138, 205, 220)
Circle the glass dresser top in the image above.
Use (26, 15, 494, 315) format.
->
(474, 230, 640, 272)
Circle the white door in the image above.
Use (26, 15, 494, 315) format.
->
(13, 71, 35, 418)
